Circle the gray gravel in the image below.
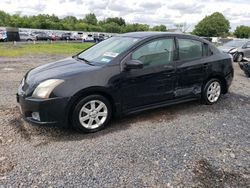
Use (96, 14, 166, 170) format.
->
(0, 55, 249, 187)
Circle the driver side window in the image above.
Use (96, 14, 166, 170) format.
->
(132, 38, 174, 67)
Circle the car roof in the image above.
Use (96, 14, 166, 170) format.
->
(233, 39, 250, 42)
(119, 32, 194, 39)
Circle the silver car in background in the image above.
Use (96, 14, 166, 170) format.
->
(219, 39, 250, 62)
(19, 32, 36, 41)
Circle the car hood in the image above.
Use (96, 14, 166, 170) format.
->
(218, 46, 237, 53)
(26, 57, 98, 86)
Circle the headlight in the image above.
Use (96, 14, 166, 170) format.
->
(32, 79, 64, 99)
(229, 48, 237, 53)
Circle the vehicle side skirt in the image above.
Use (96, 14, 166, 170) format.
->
(122, 96, 200, 116)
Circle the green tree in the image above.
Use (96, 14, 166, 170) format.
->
(62, 16, 77, 24)
(62, 16, 78, 30)
(83, 13, 97, 25)
(105, 17, 126, 26)
(0, 11, 10, 26)
(151, 25, 167, 31)
(102, 22, 121, 33)
(123, 23, 150, 32)
(192, 12, 230, 37)
(74, 22, 89, 31)
(234, 25, 250, 38)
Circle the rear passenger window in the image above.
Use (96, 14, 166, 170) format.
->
(178, 39, 202, 60)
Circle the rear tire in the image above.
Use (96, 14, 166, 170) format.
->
(71, 95, 112, 133)
(202, 79, 222, 105)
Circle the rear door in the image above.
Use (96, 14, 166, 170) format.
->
(175, 37, 210, 98)
(121, 37, 176, 110)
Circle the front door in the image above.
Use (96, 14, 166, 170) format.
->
(120, 37, 176, 110)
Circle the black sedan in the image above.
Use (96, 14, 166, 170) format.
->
(17, 32, 234, 133)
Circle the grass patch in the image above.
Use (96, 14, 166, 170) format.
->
(0, 42, 94, 57)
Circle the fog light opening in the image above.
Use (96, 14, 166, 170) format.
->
(32, 112, 40, 121)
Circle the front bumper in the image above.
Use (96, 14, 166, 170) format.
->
(16, 94, 69, 127)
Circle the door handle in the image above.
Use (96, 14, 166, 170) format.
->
(203, 63, 209, 69)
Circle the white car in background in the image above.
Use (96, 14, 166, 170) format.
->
(19, 32, 36, 41)
(72, 32, 86, 40)
(0, 30, 7, 42)
(82, 34, 95, 42)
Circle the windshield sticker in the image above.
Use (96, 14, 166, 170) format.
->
(103, 52, 119, 58)
(101, 58, 111, 63)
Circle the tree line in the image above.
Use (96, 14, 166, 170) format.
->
(0, 11, 167, 33)
(0, 10, 250, 38)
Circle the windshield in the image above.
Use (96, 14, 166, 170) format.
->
(78, 36, 140, 64)
(223, 40, 246, 48)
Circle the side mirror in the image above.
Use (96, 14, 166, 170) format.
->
(124, 60, 143, 70)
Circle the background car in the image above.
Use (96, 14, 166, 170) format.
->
(72, 32, 85, 40)
(19, 32, 36, 41)
(82, 34, 95, 42)
(93, 33, 106, 42)
(0, 27, 19, 41)
(0, 30, 7, 42)
(34, 32, 53, 41)
(219, 39, 250, 62)
(60, 32, 74, 40)
(49, 33, 60, 41)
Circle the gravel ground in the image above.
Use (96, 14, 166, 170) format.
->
(0, 55, 249, 187)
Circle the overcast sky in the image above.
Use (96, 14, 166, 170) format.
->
(0, 0, 250, 31)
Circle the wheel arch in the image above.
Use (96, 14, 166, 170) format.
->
(203, 74, 228, 94)
(66, 86, 116, 126)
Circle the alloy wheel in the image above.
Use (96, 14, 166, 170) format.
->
(78, 100, 108, 129)
(237, 54, 243, 62)
(207, 81, 221, 103)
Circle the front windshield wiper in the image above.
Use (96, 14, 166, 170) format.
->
(74, 55, 95, 66)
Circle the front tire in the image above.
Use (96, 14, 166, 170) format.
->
(237, 53, 243, 62)
(71, 95, 112, 133)
(202, 79, 222, 105)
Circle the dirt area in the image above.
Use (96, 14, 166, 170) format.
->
(0, 55, 249, 187)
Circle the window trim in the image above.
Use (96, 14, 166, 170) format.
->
(176, 37, 207, 62)
(124, 36, 176, 68)
(203, 43, 213, 57)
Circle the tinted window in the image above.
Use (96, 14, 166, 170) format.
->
(132, 38, 174, 67)
(78, 37, 140, 64)
(178, 39, 202, 60)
